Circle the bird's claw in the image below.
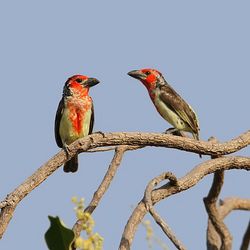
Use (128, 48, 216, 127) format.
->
(63, 144, 70, 159)
(92, 131, 105, 137)
(164, 127, 178, 135)
(164, 128, 187, 137)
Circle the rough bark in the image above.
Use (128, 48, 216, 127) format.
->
(0, 130, 249, 249)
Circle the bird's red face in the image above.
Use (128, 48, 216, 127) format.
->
(65, 75, 99, 97)
(128, 68, 161, 93)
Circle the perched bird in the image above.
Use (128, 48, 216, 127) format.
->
(128, 68, 200, 141)
(55, 75, 99, 172)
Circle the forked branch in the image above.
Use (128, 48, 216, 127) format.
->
(119, 156, 250, 250)
(144, 172, 186, 250)
(0, 130, 249, 244)
(72, 145, 131, 244)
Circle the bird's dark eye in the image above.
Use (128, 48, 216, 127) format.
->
(145, 71, 151, 76)
(75, 78, 83, 83)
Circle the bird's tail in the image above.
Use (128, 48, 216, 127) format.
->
(64, 155, 78, 173)
(192, 132, 202, 158)
(192, 132, 199, 141)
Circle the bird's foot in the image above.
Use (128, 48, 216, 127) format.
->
(164, 128, 179, 135)
(63, 143, 70, 159)
(92, 131, 105, 137)
(164, 128, 186, 137)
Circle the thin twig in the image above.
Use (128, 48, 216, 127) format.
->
(149, 208, 186, 250)
(144, 172, 186, 250)
(144, 172, 177, 210)
(71, 145, 142, 250)
(85, 145, 129, 214)
(72, 146, 128, 241)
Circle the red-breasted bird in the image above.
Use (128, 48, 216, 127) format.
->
(128, 68, 200, 141)
(55, 75, 99, 172)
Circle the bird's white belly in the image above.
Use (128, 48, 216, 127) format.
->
(153, 95, 188, 131)
(59, 101, 92, 145)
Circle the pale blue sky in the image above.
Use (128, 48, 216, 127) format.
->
(1, 1, 249, 249)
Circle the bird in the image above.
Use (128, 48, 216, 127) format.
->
(128, 68, 200, 142)
(55, 74, 99, 172)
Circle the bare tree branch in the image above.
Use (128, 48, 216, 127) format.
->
(204, 171, 232, 250)
(77, 131, 250, 156)
(144, 172, 177, 210)
(219, 197, 250, 216)
(119, 156, 250, 250)
(71, 145, 144, 250)
(85, 145, 137, 214)
(72, 146, 128, 242)
(0, 151, 70, 239)
(206, 197, 250, 250)
(240, 220, 250, 250)
(203, 137, 231, 250)
(204, 171, 225, 250)
(144, 172, 186, 250)
(204, 137, 249, 250)
(0, 131, 249, 240)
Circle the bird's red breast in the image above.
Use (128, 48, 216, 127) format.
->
(66, 95, 92, 135)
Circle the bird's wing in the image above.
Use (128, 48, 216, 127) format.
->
(54, 98, 64, 148)
(159, 84, 199, 134)
(89, 103, 94, 134)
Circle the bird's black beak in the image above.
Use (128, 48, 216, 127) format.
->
(127, 70, 146, 80)
(84, 78, 100, 88)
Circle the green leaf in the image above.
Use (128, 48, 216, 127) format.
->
(45, 216, 75, 250)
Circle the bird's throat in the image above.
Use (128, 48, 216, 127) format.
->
(69, 83, 89, 98)
(142, 81, 156, 100)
